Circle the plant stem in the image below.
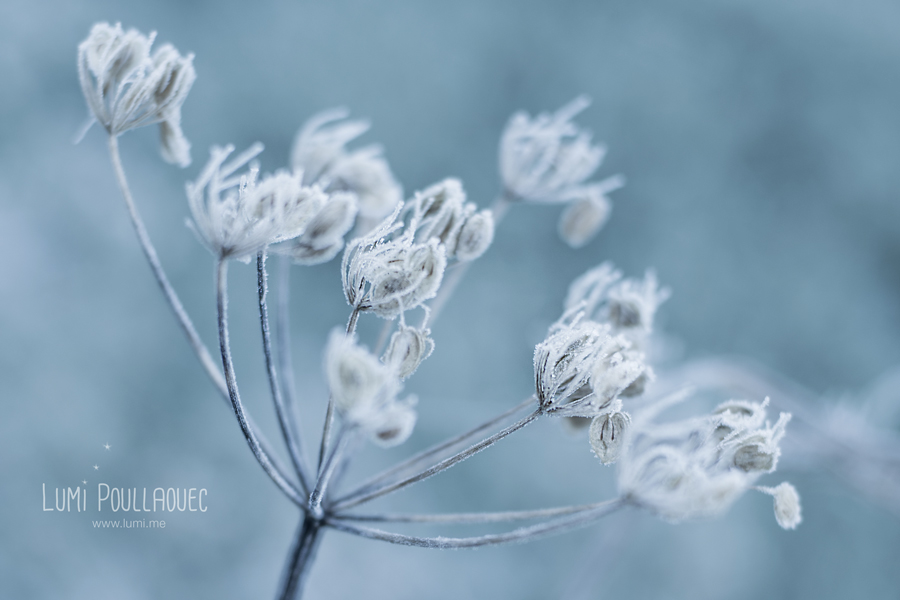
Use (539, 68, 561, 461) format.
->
(258, 251, 312, 494)
(276, 516, 322, 600)
(331, 409, 542, 512)
(336, 396, 534, 505)
(216, 258, 306, 506)
(316, 306, 361, 473)
(326, 497, 624, 548)
(107, 134, 300, 505)
(309, 427, 354, 517)
(336, 499, 621, 524)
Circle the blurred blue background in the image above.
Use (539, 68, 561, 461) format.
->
(1, 0, 899, 598)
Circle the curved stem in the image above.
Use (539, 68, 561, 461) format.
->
(107, 135, 300, 504)
(337, 500, 620, 524)
(258, 251, 311, 494)
(337, 396, 534, 505)
(276, 516, 322, 600)
(216, 259, 306, 506)
(326, 497, 624, 549)
(331, 409, 542, 512)
(317, 306, 361, 473)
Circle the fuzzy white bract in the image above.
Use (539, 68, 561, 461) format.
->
(187, 144, 327, 261)
(757, 482, 802, 530)
(292, 109, 403, 224)
(78, 23, 195, 166)
(618, 396, 796, 524)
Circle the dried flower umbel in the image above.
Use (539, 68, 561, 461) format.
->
(77, 23, 810, 600)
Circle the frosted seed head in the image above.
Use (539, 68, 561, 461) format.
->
(564, 262, 622, 317)
(368, 398, 418, 447)
(499, 96, 608, 203)
(291, 192, 359, 265)
(291, 108, 370, 184)
(558, 192, 611, 248)
(590, 410, 631, 465)
(383, 325, 434, 380)
(758, 482, 802, 530)
(325, 330, 392, 421)
(78, 23, 195, 150)
(454, 209, 495, 261)
(534, 320, 609, 413)
(328, 147, 402, 220)
(591, 339, 648, 405)
(606, 271, 671, 334)
(722, 411, 791, 474)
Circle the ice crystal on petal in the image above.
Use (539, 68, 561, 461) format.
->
(187, 144, 327, 260)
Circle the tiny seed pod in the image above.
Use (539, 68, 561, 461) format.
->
(454, 209, 495, 262)
(589, 410, 630, 465)
(383, 326, 434, 379)
(558, 194, 610, 248)
(758, 482, 802, 530)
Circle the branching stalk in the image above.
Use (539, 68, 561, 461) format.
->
(337, 500, 620, 524)
(326, 497, 624, 548)
(331, 409, 542, 512)
(216, 258, 306, 506)
(107, 134, 300, 504)
(258, 251, 312, 494)
(337, 396, 534, 504)
(317, 306, 361, 473)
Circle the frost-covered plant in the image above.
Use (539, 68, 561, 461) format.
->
(77, 23, 812, 600)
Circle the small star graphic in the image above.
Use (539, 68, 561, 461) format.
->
(103, 443, 111, 451)
(93, 465, 99, 470)
(82, 480, 87, 485)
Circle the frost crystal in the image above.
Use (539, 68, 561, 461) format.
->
(618, 396, 794, 523)
(291, 109, 402, 223)
(187, 144, 327, 261)
(78, 23, 195, 166)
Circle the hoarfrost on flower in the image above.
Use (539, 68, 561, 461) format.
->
(187, 143, 327, 261)
(291, 108, 402, 223)
(757, 482, 802, 530)
(78, 22, 195, 166)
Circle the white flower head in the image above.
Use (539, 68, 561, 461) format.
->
(534, 319, 611, 415)
(618, 395, 792, 523)
(342, 204, 447, 319)
(402, 178, 495, 262)
(757, 482, 802, 530)
(324, 330, 416, 446)
(290, 191, 359, 265)
(187, 144, 327, 261)
(78, 23, 195, 166)
(500, 96, 609, 203)
(291, 108, 402, 221)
